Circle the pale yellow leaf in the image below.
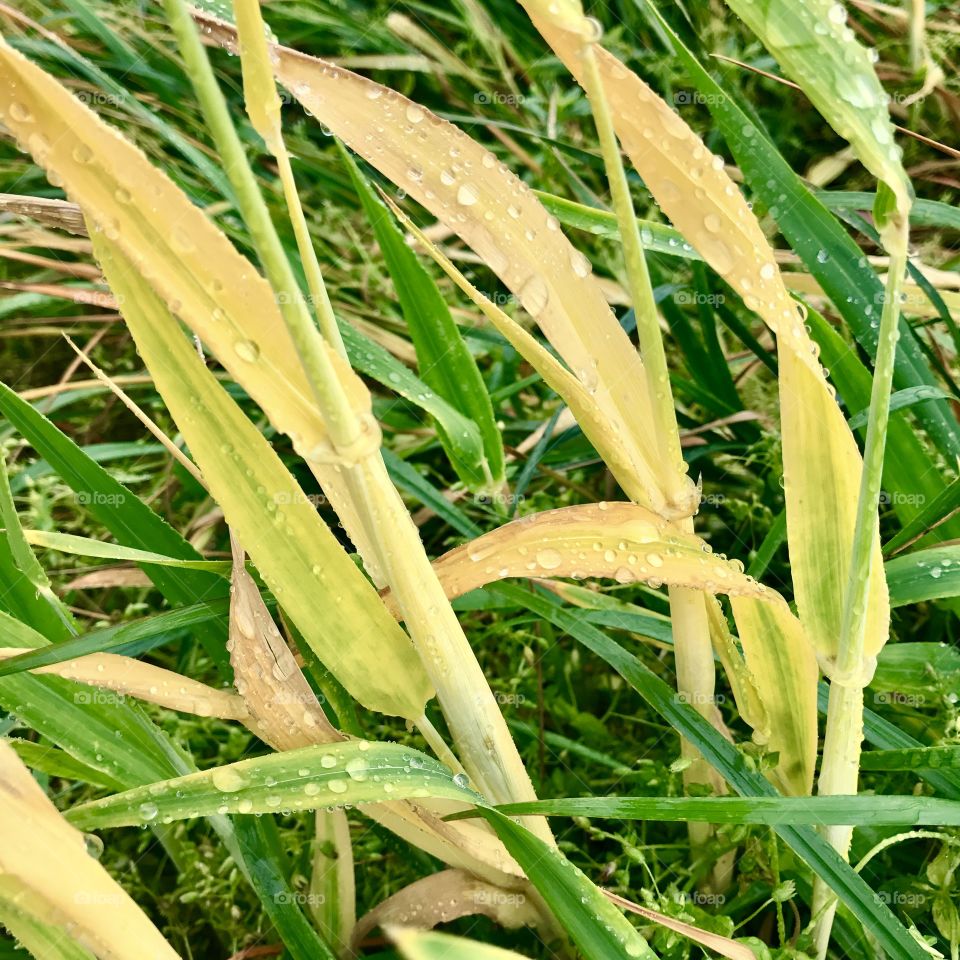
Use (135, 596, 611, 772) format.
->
(352, 869, 537, 951)
(0, 740, 179, 960)
(517, 6, 889, 667)
(0, 648, 249, 720)
(89, 231, 432, 719)
(392, 503, 774, 609)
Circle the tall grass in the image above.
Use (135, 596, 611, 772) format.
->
(0, 1, 957, 958)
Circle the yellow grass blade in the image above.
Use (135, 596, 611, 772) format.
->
(0, 740, 180, 959)
(396, 503, 773, 605)
(0, 648, 249, 721)
(192, 11, 698, 520)
(729, 597, 819, 796)
(0, 34, 381, 578)
(390, 928, 533, 960)
(517, 4, 888, 669)
(89, 231, 432, 720)
(353, 870, 538, 951)
(233, 0, 283, 151)
(705, 598, 769, 744)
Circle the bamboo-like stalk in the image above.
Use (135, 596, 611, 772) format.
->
(812, 230, 909, 957)
(577, 24, 731, 887)
(163, 0, 549, 837)
(578, 30, 688, 512)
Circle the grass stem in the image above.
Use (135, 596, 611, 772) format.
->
(813, 228, 909, 957)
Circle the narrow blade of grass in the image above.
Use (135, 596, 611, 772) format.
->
(67, 741, 478, 830)
(342, 146, 504, 492)
(885, 546, 960, 606)
(478, 807, 657, 960)
(491, 794, 960, 826)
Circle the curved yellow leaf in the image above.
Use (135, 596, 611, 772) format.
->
(517, 5, 889, 665)
(398, 503, 773, 607)
(0, 34, 381, 579)
(91, 231, 432, 720)
(0, 740, 180, 960)
(0, 648, 249, 721)
(729, 597, 819, 796)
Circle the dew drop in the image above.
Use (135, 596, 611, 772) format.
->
(457, 183, 479, 206)
(234, 339, 260, 362)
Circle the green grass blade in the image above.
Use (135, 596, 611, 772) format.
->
(0, 599, 231, 678)
(818, 190, 960, 232)
(8, 739, 121, 791)
(860, 746, 960, 772)
(343, 145, 504, 492)
(67, 741, 478, 830)
(535, 190, 702, 259)
(0, 378, 233, 671)
(478, 807, 657, 960)
(491, 795, 960, 826)
(883, 478, 960, 555)
(847, 386, 951, 430)
(235, 816, 338, 960)
(21, 529, 230, 573)
(0, 451, 74, 637)
(0, 609, 189, 787)
(885, 546, 960, 606)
